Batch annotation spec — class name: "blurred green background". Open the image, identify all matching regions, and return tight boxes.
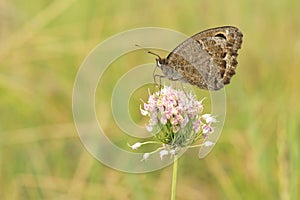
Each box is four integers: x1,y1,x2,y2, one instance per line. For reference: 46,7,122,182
1,0,299,199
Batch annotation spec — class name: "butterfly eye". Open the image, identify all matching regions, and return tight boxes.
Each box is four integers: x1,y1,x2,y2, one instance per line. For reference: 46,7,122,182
214,33,227,40
156,59,162,67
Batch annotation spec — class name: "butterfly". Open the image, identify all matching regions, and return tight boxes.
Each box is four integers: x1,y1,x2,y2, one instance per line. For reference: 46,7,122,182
151,26,243,90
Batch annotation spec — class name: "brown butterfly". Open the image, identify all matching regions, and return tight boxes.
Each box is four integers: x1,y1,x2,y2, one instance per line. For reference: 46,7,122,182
151,26,243,90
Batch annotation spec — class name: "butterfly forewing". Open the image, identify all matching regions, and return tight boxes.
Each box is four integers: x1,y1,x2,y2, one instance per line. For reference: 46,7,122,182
167,37,224,90
163,26,243,90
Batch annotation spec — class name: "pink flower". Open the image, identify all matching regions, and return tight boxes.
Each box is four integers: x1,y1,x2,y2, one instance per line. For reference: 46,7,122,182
202,114,216,123
140,86,216,150
181,115,189,128
203,124,214,134
160,115,167,124
192,119,202,133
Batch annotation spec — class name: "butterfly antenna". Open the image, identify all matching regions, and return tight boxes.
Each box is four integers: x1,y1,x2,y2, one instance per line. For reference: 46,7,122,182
147,51,162,59
135,44,162,59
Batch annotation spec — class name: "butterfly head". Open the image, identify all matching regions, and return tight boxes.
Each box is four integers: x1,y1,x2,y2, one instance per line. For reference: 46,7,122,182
155,57,168,69
146,50,167,69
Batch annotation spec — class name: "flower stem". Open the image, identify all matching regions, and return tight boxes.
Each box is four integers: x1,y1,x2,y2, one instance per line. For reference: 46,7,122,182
171,155,178,200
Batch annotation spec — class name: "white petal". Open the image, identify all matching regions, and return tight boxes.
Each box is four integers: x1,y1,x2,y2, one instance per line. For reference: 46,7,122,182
131,142,142,149
141,153,150,161
204,141,215,147
145,125,153,132
140,105,148,116
202,114,216,123
169,149,176,155
159,149,169,160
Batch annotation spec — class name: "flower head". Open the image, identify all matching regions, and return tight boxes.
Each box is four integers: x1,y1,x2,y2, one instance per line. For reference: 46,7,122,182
136,86,217,160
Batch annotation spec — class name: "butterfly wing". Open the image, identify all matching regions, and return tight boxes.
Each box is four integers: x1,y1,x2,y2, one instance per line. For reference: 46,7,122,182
166,37,220,89
167,26,243,90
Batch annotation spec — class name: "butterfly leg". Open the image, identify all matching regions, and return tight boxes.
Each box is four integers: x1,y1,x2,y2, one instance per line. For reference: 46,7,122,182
153,74,165,90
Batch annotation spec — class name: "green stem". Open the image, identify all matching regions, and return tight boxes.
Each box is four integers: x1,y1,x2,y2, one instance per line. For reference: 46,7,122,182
171,155,178,200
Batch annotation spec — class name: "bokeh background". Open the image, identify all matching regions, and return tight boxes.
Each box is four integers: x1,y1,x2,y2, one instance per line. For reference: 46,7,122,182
1,0,299,199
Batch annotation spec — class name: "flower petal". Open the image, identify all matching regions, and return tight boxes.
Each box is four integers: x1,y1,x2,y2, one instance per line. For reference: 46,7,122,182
131,142,142,150
159,149,169,160
202,114,216,123
145,125,153,132
141,153,150,161
204,141,215,147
